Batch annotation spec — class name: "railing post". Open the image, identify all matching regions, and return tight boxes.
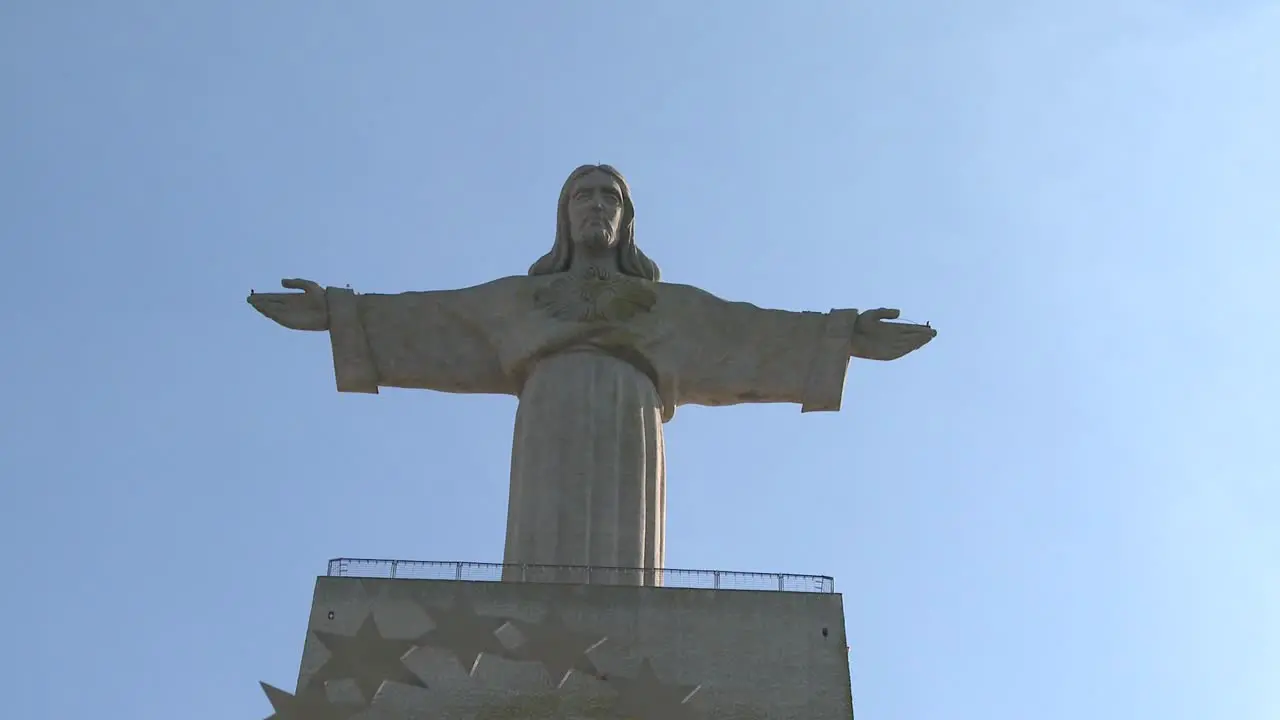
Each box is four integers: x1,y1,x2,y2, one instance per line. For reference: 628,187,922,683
777,573,784,591
713,571,721,589
455,563,463,581
390,560,398,579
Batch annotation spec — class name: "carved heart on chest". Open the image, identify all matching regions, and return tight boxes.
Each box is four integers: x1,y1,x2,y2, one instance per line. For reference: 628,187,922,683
534,267,658,323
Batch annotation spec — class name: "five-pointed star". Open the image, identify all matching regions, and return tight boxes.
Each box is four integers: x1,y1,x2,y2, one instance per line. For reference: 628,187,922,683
507,610,607,688
416,599,511,675
607,658,701,720
310,613,426,702
259,682,363,720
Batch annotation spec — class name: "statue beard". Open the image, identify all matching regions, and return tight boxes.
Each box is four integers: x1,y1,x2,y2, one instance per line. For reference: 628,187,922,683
574,226,616,254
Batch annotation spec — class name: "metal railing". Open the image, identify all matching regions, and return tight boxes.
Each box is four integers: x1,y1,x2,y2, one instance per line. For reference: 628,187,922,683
327,558,835,593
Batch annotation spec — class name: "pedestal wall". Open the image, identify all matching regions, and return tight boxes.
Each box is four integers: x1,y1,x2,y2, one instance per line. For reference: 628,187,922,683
290,576,853,719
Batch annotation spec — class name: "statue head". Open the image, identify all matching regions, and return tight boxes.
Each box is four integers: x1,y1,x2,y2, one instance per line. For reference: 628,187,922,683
528,164,661,281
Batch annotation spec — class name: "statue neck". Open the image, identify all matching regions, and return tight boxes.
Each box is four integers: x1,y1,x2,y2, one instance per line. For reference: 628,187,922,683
571,248,621,275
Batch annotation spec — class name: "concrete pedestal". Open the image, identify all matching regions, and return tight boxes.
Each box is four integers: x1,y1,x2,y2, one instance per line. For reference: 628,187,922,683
264,575,854,719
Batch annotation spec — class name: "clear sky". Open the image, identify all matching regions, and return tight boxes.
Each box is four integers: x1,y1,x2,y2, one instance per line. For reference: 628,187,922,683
2,2,1277,718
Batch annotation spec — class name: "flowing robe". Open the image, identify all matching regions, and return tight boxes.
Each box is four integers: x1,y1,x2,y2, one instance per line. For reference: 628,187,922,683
324,271,858,585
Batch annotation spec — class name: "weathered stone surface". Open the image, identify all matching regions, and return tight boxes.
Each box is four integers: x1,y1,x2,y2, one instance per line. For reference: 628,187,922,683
276,577,854,720
247,165,936,579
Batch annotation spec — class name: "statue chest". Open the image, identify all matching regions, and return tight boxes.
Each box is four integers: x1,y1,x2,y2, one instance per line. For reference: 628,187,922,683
531,267,658,324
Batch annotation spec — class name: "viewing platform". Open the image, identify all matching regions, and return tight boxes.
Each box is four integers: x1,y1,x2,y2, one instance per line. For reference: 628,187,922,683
327,557,836,593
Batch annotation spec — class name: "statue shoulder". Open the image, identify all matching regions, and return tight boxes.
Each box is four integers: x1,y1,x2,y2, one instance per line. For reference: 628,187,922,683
652,280,754,311
652,280,719,302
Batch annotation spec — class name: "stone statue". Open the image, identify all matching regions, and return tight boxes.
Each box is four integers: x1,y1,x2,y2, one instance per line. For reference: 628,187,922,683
249,165,935,584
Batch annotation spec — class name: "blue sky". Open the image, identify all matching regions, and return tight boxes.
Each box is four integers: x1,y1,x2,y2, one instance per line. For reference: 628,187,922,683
2,2,1277,718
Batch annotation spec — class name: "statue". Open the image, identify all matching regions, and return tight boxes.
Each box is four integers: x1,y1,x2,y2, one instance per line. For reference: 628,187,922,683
249,165,935,584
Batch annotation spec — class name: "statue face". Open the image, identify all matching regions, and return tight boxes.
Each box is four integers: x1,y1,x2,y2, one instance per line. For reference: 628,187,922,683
566,170,625,253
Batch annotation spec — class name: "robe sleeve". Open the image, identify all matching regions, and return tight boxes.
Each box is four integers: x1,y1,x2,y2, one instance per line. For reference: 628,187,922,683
324,283,517,396
649,284,860,414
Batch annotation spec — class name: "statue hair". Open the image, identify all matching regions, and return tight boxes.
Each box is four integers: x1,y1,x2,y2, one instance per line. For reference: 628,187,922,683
528,164,661,281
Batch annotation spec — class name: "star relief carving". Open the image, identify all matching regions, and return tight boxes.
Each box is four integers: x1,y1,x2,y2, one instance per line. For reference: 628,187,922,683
534,265,657,323
414,598,511,676
605,657,702,720
506,609,608,688
308,613,426,702
258,682,364,720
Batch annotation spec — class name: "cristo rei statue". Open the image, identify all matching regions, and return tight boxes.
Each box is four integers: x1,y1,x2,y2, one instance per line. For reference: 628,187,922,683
249,164,936,584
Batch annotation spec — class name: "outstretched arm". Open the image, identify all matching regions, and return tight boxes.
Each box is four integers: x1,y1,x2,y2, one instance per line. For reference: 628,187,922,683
248,278,517,396
647,284,934,414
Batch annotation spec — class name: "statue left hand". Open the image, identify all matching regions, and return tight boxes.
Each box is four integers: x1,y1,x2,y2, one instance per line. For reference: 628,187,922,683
851,308,937,361
247,279,330,331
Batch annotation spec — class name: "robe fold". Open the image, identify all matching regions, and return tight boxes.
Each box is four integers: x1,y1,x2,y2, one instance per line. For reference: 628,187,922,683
323,274,857,584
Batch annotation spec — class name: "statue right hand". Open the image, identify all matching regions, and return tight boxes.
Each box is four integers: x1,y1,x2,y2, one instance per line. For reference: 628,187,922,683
247,278,329,331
